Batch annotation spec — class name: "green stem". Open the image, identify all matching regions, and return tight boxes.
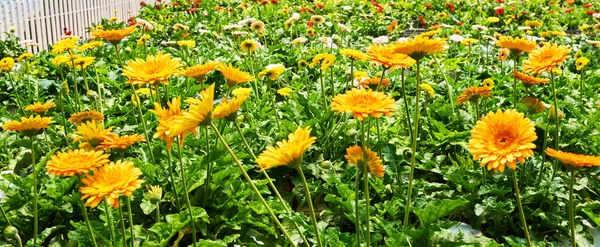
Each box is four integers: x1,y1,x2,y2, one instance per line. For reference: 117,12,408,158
118,203,127,247
363,160,371,246
512,169,532,247
155,201,161,224
404,61,421,230
69,53,81,112
58,90,69,141
0,204,10,226
30,137,38,246
210,123,298,247
166,151,182,210
234,121,309,245
104,201,115,244
320,69,327,107
80,201,98,247
354,168,361,245
297,167,323,247
432,57,455,115
175,139,197,247
549,72,560,182
400,69,413,141
569,169,576,247
114,44,124,68
125,197,135,247
129,84,156,165
512,56,518,108
348,59,354,90
203,128,213,208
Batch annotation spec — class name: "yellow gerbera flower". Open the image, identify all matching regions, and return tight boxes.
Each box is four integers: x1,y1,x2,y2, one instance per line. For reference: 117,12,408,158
91,26,137,45
461,38,478,47
18,53,33,62
51,55,71,67
391,36,447,60
277,87,293,97
240,40,259,52
309,53,336,71
123,52,182,86
0,57,15,71
177,40,196,48
78,41,104,52
170,84,215,137
232,87,253,98
46,149,110,177
100,134,145,151
258,64,285,80
367,44,416,69
310,15,326,25
218,64,254,88
73,121,117,150
331,88,397,121
420,83,435,97
51,37,79,54
468,109,537,173
80,160,144,208
72,57,95,69
2,115,54,136
522,43,570,75
345,146,384,178
213,94,249,121
496,36,537,56
576,57,590,71
340,49,371,61
256,127,316,169
69,110,104,125
25,102,56,114
181,61,221,82
525,20,543,27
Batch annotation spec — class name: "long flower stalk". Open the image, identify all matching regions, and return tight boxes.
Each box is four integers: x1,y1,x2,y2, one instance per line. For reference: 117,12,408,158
30,136,38,246
297,166,323,247
404,61,422,229
176,139,197,247
512,169,532,247
233,121,310,246
210,122,297,247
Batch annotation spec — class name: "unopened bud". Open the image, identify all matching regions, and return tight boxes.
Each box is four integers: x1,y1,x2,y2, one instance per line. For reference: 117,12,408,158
61,81,70,94
3,226,18,240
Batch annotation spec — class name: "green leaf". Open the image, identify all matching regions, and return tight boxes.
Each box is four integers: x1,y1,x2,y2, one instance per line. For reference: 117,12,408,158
414,199,469,226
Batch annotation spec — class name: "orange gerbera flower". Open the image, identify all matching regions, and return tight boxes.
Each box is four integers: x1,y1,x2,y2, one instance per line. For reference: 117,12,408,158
46,149,110,176
149,97,193,151
181,61,221,82
25,102,56,114
545,148,600,168
91,26,137,45
522,43,570,75
80,160,144,208
391,36,447,60
468,109,537,173
496,36,537,56
218,64,255,88
256,127,316,169
123,52,182,86
367,44,416,69
513,71,549,87
2,115,54,137
69,110,104,125
331,88,397,121
457,86,492,105
358,77,392,88
101,134,145,150
345,146,384,178
521,97,545,115
73,121,117,150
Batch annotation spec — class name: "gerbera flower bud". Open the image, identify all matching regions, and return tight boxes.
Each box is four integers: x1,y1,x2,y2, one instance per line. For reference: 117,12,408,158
147,185,162,204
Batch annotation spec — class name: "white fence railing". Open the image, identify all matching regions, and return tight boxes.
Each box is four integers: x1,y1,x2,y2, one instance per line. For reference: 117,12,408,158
0,0,160,53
